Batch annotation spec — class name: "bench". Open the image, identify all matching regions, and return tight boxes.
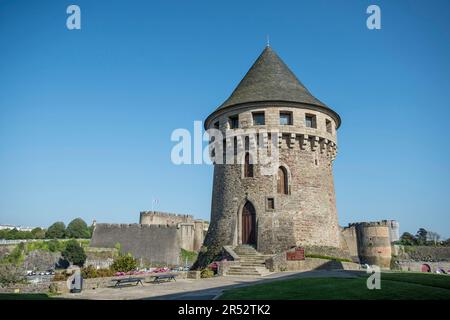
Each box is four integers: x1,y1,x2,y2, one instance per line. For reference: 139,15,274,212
151,273,177,284
112,277,144,288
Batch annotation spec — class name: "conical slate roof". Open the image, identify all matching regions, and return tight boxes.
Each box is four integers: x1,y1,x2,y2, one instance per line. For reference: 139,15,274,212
217,46,329,110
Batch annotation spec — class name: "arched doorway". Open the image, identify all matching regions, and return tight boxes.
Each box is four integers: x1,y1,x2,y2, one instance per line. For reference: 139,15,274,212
241,201,256,246
421,264,431,273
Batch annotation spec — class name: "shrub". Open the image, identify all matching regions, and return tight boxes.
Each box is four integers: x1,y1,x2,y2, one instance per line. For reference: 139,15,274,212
48,282,59,294
47,239,64,252
0,264,26,286
111,254,137,273
180,249,198,265
81,265,114,279
52,271,70,281
61,240,86,267
96,268,115,278
200,268,214,278
66,218,90,239
1,243,25,265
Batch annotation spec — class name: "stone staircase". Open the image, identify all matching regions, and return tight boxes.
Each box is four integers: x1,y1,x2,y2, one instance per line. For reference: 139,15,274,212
224,245,272,277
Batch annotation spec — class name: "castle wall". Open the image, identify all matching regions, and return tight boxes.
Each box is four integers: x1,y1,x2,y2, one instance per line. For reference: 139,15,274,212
340,226,359,262
91,223,181,265
386,220,400,242
178,223,195,252
140,211,193,225
193,220,205,251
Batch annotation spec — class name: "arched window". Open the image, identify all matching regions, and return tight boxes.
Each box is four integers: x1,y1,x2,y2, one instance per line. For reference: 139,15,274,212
277,166,288,194
244,152,253,177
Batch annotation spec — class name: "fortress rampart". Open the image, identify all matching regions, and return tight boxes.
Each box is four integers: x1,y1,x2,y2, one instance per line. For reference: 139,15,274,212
90,211,208,265
341,220,399,268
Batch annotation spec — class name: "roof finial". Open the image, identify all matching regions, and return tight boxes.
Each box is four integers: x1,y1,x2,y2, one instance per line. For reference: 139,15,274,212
266,34,270,47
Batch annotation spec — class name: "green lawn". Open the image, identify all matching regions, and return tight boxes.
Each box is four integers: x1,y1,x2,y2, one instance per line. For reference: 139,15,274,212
219,273,450,300
0,293,56,300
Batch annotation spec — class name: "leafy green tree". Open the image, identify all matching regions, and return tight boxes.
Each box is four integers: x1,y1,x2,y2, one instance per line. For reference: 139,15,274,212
416,228,428,245
31,227,46,239
45,222,66,239
66,218,90,239
399,232,417,246
61,240,86,267
88,224,95,238
443,238,450,247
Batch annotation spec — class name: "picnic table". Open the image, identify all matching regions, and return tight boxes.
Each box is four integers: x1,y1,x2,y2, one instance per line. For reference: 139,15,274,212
151,273,177,283
112,277,144,288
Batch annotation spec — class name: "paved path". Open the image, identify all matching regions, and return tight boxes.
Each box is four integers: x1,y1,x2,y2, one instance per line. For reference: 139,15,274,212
60,270,361,300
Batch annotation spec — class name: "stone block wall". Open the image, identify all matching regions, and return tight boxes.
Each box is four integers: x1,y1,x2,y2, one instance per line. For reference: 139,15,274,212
91,223,181,265
139,211,193,226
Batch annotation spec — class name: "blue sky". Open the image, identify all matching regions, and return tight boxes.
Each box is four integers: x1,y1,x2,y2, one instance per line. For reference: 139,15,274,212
0,0,449,238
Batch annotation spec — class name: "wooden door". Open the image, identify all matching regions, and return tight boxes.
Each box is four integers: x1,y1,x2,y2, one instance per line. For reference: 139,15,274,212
242,201,256,245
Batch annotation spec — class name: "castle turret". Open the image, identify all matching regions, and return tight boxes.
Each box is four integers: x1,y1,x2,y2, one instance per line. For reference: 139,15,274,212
194,46,341,268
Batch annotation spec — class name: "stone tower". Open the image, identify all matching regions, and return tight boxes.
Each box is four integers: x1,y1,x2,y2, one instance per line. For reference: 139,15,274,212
194,46,341,268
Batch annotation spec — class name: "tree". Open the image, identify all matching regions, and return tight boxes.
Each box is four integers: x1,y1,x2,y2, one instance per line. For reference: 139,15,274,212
45,222,66,239
0,264,25,286
399,232,417,246
61,240,86,267
31,227,46,239
443,238,450,247
66,218,90,239
427,231,441,245
416,228,428,245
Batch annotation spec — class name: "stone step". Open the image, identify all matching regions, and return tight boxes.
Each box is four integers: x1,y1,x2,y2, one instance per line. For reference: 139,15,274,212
225,270,272,276
227,245,272,277
240,259,266,262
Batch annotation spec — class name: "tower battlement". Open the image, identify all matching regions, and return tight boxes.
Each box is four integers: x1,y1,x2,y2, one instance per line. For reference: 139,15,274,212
139,211,194,226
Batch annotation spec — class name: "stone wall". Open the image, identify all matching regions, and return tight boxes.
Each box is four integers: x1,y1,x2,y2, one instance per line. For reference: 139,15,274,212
90,224,181,265
340,227,359,262
139,211,193,226
394,261,450,273
393,245,450,262
265,253,361,273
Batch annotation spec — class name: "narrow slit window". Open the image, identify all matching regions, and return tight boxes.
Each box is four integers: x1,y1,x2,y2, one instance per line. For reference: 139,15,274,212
267,198,275,210
244,153,254,177
326,119,332,133
229,115,239,129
